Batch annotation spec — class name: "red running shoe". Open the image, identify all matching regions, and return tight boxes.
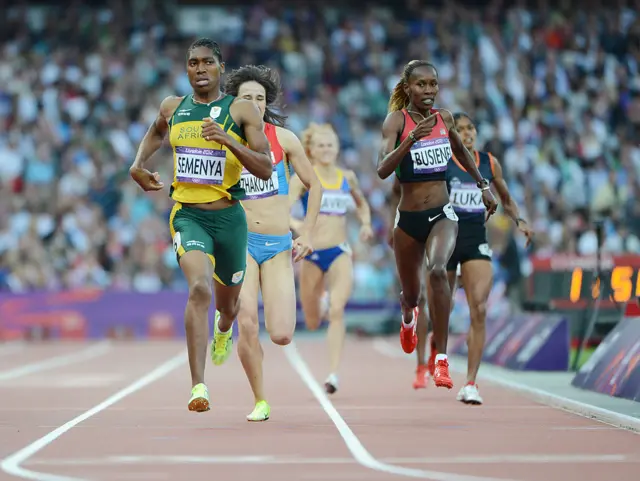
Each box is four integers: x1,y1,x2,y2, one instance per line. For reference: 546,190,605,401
427,332,437,377
412,364,429,389
433,357,453,389
400,307,418,354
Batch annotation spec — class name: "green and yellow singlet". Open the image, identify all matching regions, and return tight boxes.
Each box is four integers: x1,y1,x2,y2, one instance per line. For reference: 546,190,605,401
169,94,246,204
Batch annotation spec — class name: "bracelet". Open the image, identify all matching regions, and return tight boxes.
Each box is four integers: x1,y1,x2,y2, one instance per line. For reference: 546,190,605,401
477,178,490,190
408,131,417,143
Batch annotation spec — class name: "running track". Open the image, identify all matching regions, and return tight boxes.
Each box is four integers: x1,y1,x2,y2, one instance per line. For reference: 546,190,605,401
0,338,638,481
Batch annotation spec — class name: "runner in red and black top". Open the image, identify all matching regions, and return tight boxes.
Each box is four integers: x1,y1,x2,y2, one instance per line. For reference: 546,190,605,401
378,60,498,390
426,112,533,403
386,177,432,389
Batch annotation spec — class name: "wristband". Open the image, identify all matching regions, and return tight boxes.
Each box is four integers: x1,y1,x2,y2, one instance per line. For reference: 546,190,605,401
477,179,490,190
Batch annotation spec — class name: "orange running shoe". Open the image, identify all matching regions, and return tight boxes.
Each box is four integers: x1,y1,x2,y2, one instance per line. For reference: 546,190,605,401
433,356,453,389
400,307,418,354
427,333,437,377
413,364,429,389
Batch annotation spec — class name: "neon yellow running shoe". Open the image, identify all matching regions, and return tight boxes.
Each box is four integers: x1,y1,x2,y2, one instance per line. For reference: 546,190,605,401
188,383,210,412
210,310,233,366
246,400,270,422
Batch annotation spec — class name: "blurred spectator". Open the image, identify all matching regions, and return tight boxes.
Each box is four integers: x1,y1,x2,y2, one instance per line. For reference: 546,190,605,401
1,0,639,298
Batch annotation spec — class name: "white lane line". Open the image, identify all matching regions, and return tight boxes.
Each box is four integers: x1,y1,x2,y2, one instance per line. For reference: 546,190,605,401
372,339,640,434
283,341,517,481
0,342,111,382
27,456,276,466
0,350,186,481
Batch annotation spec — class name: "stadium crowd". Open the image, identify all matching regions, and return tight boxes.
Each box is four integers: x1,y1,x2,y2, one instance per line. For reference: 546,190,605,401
1,0,639,300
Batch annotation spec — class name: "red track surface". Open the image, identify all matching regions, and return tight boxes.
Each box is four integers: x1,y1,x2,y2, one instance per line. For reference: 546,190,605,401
0,337,638,481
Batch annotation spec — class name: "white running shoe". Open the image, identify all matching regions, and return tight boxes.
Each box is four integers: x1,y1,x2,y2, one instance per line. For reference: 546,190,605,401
324,373,339,395
457,383,483,405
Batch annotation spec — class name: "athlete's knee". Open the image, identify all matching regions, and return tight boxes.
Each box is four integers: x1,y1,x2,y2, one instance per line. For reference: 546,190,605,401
328,302,347,322
187,277,213,306
427,264,448,288
270,332,292,346
238,308,260,338
238,313,259,340
469,300,488,326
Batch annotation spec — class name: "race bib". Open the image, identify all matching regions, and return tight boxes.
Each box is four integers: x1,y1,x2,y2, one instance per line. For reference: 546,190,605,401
443,203,459,221
240,168,279,200
478,243,493,257
320,190,351,216
449,181,485,213
172,232,181,253
175,146,226,185
410,137,451,174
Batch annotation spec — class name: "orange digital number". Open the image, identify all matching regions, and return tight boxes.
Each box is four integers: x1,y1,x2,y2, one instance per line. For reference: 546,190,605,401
592,277,600,299
568,266,638,302
611,266,634,303
570,268,582,303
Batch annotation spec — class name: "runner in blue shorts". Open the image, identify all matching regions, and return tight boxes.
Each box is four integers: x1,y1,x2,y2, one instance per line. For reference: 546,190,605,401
290,122,374,395
223,65,322,421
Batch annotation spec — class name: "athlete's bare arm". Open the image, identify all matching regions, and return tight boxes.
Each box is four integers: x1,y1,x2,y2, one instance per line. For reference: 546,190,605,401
387,177,401,246
277,126,322,236
377,111,410,179
344,169,373,241
228,99,272,180
440,109,497,216
288,174,308,234
390,176,401,214
131,96,181,170
130,96,182,191
490,155,533,245
439,109,485,184
344,170,371,227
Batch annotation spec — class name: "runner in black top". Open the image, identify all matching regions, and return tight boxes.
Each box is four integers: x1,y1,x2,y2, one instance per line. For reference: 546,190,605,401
378,60,498,390
427,112,533,403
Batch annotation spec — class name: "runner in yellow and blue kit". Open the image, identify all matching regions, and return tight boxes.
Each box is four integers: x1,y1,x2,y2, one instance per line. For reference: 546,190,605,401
290,123,374,395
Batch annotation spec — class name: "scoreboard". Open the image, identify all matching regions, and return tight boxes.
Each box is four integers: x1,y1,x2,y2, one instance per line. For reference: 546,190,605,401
526,255,640,336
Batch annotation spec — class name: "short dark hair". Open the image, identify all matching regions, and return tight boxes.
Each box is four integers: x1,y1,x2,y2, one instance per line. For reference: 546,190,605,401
224,64,287,127
187,38,222,62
